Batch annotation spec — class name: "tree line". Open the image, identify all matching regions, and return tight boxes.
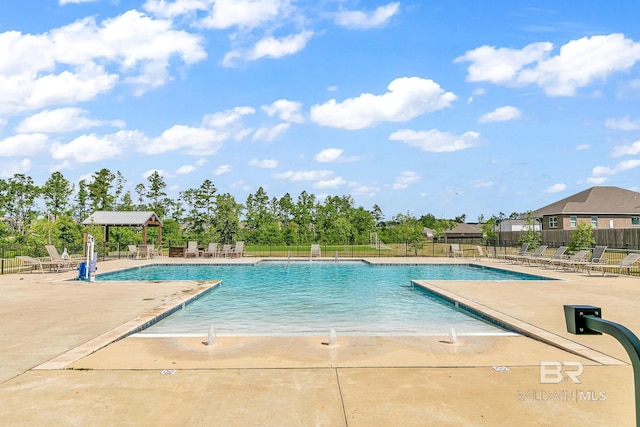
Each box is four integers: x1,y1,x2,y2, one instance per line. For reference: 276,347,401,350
0,169,526,253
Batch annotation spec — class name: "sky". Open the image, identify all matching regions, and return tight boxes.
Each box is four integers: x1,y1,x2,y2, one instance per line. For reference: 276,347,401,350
1,1,640,222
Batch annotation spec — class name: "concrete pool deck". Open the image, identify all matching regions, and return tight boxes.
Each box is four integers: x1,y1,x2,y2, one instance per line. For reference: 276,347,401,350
0,256,638,426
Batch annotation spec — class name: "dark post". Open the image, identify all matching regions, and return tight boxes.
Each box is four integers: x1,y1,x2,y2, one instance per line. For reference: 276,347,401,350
564,305,640,427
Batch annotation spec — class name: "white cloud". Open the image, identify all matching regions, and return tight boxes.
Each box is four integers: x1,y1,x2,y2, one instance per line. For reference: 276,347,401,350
261,99,304,123
389,129,480,152
146,125,225,155
16,107,122,133
203,106,254,128
198,0,290,30
612,141,640,157
546,183,566,193
605,115,640,130
176,165,197,174
0,159,31,177
0,133,49,156
51,130,140,163
224,31,313,66
314,148,358,163
590,159,640,180
315,176,346,189
252,123,290,141
576,144,591,151
249,158,279,168
334,2,400,30
311,77,456,129
214,164,232,175
391,171,420,190
142,169,168,179
275,169,335,182
143,0,213,19
478,105,521,123
0,10,206,116
456,34,640,96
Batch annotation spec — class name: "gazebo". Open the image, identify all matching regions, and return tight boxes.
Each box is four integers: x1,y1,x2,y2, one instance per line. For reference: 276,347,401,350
82,211,163,248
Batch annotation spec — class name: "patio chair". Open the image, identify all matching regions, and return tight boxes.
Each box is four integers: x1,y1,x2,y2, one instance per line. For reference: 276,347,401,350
448,244,463,258
310,244,321,258
473,245,493,261
572,246,608,271
229,241,244,258
185,241,200,258
552,250,589,270
517,245,548,264
127,245,138,259
202,243,218,258
220,244,233,257
16,256,62,273
45,245,80,270
534,246,568,267
587,253,640,276
502,243,530,263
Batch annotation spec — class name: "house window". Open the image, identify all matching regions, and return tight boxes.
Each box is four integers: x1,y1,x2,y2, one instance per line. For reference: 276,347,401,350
632,217,639,226
591,216,598,227
570,216,577,227
549,216,557,229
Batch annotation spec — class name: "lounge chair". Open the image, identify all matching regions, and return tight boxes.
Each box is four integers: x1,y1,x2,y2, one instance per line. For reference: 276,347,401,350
16,256,62,273
517,245,548,264
535,246,568,267
45,245,80,270
310,244,321,258
229,241,244,258
220,244,233,257
448,244,463,258
185,241,200,258
552,250,589,270
587,253,640,276
202,243,218,258
502,243,530,263
127,245,138,259
572,246,608,271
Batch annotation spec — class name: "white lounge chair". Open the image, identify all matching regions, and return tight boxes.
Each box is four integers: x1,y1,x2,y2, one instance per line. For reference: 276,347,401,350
587,253,640,276
45,245,80,270
185,241,200,258
502,243,530,263
572,246,608,271
127,245,138,259
536,246,568,267
473,245,492,260
17,256,62,273
448,244,463,258
310,244,321,258
229,241,244,258
202,243,218,258
518,245,548,264
553,250,589,270
220,244,232,257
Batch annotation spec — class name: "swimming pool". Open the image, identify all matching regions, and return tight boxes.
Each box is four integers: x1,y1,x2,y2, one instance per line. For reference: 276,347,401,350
98,261,549,336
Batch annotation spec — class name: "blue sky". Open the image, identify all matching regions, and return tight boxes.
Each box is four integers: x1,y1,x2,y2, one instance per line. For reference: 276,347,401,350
1,1,640,221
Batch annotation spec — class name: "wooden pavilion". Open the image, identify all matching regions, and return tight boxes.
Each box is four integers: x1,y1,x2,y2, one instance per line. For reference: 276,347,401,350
81,211,163,248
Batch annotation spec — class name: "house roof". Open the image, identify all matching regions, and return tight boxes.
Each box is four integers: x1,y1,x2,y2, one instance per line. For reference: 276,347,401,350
532,186,640,216
445,223,483,235
82,211,162,227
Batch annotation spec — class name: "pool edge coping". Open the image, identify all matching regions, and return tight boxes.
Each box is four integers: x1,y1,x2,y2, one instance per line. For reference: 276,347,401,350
411,280,626,366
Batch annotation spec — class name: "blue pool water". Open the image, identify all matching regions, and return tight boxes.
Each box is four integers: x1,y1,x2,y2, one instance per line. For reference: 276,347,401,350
98,261,548,336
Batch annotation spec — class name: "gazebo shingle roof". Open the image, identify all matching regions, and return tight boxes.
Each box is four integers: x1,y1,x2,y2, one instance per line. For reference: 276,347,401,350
82,211,162,227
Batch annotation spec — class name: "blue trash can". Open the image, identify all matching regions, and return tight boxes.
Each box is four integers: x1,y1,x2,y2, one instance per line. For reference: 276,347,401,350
78,262,87,280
